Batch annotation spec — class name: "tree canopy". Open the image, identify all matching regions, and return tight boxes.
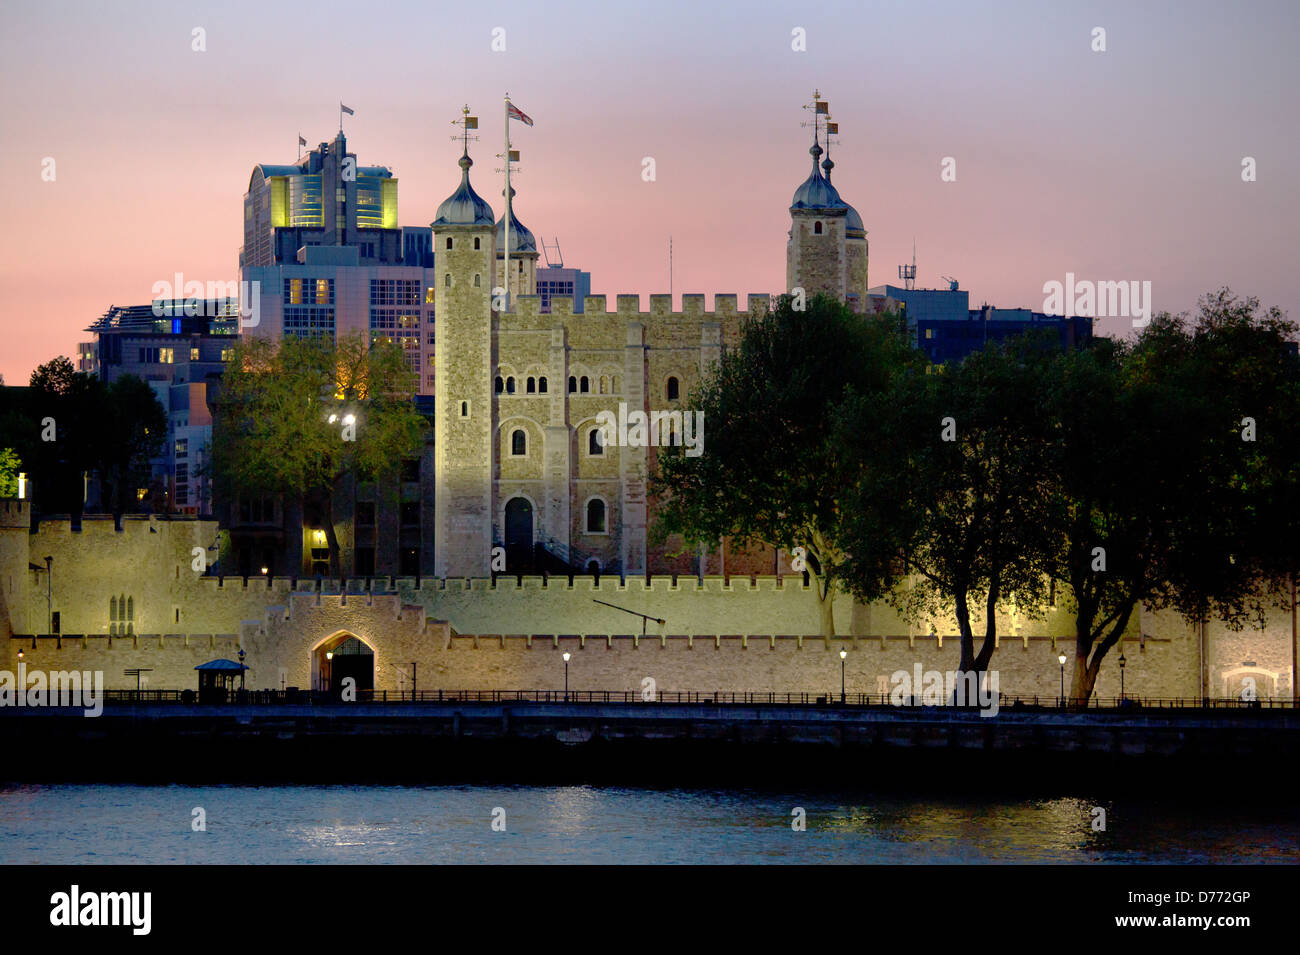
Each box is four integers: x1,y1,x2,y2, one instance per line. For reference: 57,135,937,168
653,287,1299,699
0,357,165,524
210,333,427,576
652,294,920,634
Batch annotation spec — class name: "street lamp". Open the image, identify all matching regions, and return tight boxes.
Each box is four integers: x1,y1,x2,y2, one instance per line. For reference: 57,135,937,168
44,556,52,635
1118,651,1126,703
1058,652,1067,706
238,647,246,691
839,648,847,704
562,651,571,702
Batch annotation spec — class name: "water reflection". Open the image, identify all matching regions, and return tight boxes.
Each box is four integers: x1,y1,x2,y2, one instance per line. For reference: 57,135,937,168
1,783,1296,864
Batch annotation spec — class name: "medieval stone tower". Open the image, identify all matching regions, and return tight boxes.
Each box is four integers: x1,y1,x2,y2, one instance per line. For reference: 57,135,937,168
432,124,497,577
496,187,539,303
785,98,868,308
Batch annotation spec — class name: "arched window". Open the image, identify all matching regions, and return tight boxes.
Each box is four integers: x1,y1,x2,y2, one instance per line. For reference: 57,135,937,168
612,376,619,393
444,273,451,287
474,237,480,250
460,401,469,417
495,376,504,394
814,221,822,235
667,376,680,400
589,428,604,455
568,376,577,394
580,376,589,393
473,274,481,287
526,377,536,394
538,377,548,394
586,498,606,534
511,429,526,456
599,376,608,394
506,377,516,394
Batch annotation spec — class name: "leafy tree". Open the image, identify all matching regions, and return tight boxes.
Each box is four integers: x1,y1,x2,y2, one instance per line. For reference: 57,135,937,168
96,375,167,524
652,294,918,635
29,356,78,395
835,337,1058,684
27,357,111,519
1044,291,1300,703
210,333,426,577
0,447,19,498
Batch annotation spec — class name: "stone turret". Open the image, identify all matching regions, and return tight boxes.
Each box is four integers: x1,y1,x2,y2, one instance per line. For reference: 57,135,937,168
0,500,32,637
432,130,497,577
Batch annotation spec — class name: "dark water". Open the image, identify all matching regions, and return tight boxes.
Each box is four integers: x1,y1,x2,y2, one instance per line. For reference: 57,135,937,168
1,784,1297,864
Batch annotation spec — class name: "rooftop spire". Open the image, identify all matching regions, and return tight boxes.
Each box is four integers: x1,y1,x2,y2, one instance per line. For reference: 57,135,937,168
803,89,827,175
433,105,493,226
822,113,837,181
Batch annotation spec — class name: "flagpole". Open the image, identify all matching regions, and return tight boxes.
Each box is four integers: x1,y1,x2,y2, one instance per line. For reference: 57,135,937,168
504,93,512,314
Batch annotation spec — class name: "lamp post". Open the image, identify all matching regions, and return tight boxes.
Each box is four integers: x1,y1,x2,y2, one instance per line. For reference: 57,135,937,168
839,648,847,704
325,650,333,693
562,651,571,702
238,647,246,691
44,556,52,635
1058,652,1067,706
1118,651,1126,704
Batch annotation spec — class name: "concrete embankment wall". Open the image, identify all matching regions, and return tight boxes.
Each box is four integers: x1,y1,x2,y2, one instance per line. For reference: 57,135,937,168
2,703,1296,786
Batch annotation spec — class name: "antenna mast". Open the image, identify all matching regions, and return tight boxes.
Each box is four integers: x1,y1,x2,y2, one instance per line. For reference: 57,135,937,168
542,237,564,269
898,238,917,290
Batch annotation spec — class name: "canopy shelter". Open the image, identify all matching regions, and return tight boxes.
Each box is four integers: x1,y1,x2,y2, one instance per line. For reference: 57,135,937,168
195,658,249,703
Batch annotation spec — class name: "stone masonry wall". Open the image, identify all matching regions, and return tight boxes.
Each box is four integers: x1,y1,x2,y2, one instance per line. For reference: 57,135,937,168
1,505,1292,700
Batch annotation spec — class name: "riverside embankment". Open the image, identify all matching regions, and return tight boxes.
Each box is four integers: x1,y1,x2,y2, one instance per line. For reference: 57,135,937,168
3,699,1296,789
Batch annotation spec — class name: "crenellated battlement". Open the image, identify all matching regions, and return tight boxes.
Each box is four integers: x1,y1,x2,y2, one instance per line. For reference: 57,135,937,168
0,499,30,528
29,513,211,537
501,293,772,323
192,574,813,594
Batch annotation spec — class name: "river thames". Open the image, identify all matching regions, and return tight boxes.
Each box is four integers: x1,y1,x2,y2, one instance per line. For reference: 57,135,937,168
2,783,1297,864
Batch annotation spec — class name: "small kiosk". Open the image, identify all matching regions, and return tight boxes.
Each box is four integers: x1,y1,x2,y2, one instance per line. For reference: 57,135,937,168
195,658,249,704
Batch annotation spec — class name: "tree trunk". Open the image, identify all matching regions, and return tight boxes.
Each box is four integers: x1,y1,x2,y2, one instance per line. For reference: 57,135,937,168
1071,601,1135,705
955,588,975,671
817,579,835,637
973,580,1000,674
1070,644,1090,707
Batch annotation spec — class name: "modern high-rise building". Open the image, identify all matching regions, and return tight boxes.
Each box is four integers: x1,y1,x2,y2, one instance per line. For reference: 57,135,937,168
240,131,402,269
81,300,241,514
867,283,1093,364
537,265,592,313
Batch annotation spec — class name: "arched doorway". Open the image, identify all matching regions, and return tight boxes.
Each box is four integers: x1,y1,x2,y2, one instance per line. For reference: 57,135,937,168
312,633,375,700
504,497,533,571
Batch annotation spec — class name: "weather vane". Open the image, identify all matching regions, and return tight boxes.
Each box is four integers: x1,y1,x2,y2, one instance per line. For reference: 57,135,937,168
800,89,829,142
451,104,479,150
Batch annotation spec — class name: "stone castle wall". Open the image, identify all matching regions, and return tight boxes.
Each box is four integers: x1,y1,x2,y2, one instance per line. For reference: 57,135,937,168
487,292,773,577
1,504,1293,700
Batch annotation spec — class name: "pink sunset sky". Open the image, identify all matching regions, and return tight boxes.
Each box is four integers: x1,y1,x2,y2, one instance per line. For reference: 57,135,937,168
1,0,1297,384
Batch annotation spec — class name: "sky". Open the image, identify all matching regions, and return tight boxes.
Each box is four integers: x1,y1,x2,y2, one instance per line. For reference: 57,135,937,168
1,0,1297,384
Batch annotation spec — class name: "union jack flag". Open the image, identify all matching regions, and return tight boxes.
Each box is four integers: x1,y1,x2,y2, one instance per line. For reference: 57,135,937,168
507,103,534,126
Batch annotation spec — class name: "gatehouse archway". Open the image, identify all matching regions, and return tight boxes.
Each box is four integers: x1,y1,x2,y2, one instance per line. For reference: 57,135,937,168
311,631,376,699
